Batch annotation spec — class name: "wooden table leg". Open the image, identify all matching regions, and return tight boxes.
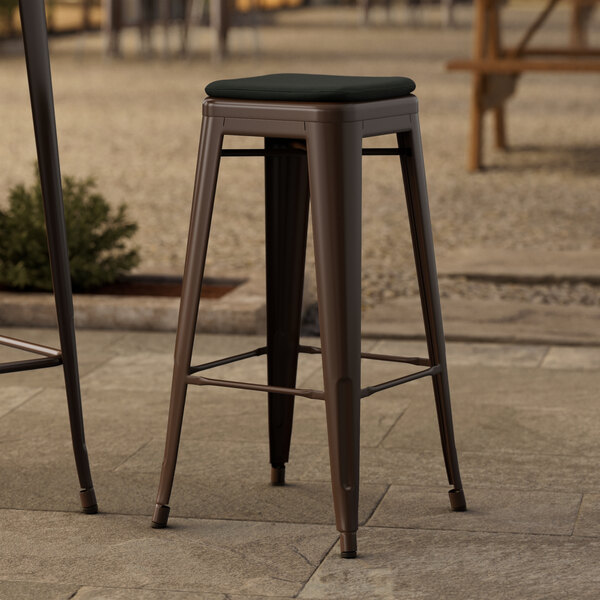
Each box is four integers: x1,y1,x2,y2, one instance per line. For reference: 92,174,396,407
488,1,507,150
468,0,490,171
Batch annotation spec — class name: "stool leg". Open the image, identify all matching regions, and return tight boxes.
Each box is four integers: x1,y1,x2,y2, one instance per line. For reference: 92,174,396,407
397,118,466,512
19,0,97,513
307,122,362,558
152,117,223,528
265,138,310,486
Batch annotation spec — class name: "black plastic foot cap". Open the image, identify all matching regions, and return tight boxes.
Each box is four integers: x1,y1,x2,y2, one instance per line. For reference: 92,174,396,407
80,488,98,514
339,531,357,558
270,465,286,486
152,504,170,528
449,488,467,511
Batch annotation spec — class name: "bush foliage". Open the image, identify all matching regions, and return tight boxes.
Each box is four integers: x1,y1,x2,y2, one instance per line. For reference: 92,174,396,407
0,171,140,292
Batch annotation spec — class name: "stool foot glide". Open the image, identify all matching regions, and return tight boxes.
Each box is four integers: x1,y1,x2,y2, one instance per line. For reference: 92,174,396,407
152,74,465,556
0,0,97,514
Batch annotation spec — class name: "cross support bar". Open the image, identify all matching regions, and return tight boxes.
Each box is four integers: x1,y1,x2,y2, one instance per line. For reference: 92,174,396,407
361,365,442,398
186,374,326,400
220,148,412,158
0,355,62,375
0,334,64,375
187,345,437,401
0,334,61,357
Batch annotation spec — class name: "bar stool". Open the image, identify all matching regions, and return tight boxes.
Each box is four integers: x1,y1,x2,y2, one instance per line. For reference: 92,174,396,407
0,0,97,513
152,74,466,557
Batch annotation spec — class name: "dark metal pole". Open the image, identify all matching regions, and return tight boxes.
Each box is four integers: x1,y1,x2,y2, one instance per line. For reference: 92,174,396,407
18,0,97,513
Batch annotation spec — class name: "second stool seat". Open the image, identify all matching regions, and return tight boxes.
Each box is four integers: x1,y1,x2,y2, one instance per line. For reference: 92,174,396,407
152,73,466,559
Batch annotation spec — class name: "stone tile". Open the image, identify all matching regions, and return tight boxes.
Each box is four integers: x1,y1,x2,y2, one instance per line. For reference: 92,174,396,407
0,328,126,387
363,298,600,346
0,509,336,597
117,439,309,478
80,348,323,394
368,485,582,535
92,469,386,526
447,365,600,406
298,444,600,493
382,390,600,456
542,346,600,371
73,588,223,599
574,494,600,538
80,352,175,393
142,383,406,449
96,437,386,527
113,332,269,356
73,588,295,599
293,395,410,449
0,581,79,600
380,364,600,409
0,439,385,524
300,528,600,600
0,462,86,513
0,386,42,419
0,388,157,471
373,340,548,369
0,327,126,356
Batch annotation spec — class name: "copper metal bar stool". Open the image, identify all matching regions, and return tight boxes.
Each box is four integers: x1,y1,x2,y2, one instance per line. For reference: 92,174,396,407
152,74,466,557
0,0,97,513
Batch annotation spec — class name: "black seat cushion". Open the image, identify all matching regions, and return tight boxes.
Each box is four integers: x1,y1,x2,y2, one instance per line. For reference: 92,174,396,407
205,73,416,103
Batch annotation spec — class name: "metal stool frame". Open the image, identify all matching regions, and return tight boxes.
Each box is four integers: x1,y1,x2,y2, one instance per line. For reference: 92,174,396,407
0,0,97,514
152,94,466,557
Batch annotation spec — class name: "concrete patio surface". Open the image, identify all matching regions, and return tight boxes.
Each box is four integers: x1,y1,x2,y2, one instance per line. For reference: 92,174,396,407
1,328,599,599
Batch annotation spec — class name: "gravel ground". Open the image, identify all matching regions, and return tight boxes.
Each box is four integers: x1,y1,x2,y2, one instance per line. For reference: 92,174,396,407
0,4,598,309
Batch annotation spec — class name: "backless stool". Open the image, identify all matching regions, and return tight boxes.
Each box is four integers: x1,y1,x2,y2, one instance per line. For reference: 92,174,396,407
0,0,97,513
152,74,466,557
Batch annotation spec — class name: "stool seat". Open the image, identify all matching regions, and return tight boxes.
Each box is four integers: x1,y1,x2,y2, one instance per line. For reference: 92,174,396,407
205,73,416,103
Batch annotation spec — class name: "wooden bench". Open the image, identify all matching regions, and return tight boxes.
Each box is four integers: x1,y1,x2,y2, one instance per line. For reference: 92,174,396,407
447,0,600,171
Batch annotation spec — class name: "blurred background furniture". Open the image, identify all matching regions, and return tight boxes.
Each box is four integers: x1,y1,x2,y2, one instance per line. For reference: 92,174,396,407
360,0,459,27
104,0,232,58
0,0,97,513
447,0,599,170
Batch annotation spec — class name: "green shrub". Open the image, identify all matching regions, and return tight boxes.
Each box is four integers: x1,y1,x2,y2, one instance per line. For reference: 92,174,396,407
0,170,140,292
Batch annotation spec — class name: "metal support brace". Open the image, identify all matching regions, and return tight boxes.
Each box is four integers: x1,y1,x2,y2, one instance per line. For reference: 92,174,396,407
0,334,63,375
220,148,412,158
187,345,438,400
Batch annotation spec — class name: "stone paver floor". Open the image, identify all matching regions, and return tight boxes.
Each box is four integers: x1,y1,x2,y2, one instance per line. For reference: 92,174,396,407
1,328,599,599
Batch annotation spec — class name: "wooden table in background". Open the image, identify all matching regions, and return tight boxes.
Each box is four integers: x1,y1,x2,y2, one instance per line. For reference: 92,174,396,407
447,0,599,171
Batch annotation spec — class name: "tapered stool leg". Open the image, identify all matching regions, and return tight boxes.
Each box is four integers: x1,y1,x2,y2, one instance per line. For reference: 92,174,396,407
153,117,224,528
265,138,310,486
397,117,466,511
19,0,97,513
307,122,363,558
